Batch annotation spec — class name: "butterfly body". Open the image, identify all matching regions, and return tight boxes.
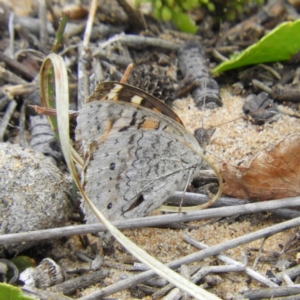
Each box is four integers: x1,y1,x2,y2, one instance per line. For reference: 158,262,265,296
76,83,203,221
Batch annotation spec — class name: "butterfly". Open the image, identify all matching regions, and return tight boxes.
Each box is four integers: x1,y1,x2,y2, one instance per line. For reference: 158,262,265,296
76,82,204,222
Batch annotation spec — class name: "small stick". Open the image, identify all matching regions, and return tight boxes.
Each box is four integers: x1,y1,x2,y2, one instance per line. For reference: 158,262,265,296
0,100,17,142
3,196,300,245
93,49,133,68
39,0,48,49
19,103,28,148
83,0,97,48
0,52,36,80
77,0,98,110
183,236,278,288
243,285,300,299
252,237,267,269
8,13,14,57
28,104,78,118
49,269,110,294
100,33,182,51
120,63,134,83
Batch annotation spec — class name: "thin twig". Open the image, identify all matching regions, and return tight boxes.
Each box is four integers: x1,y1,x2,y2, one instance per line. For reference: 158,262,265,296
83,0,97,48
49,269,111,294
2,196,300,245
120,63,134,83
99,33,182,51
0,66,27,84
19,103,28,148
252,79,272,94
0,52,37,80
252,237,267,269
93,49,133,67
39,0,48,48
8,12,14,57
183,236,278,288
243,285,300,299
77,0,98,110
0,100,17,142
276,265,300,282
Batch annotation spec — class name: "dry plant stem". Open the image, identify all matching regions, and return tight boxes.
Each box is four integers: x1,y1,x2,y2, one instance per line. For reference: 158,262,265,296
272,84,300,102
120,63,134,83
157,264,245,299
29,105,79,118
212,49,228,62
77,48,90,110
3,196,300,245
259,64,281,80
0,52,36,80
101,61,123,80
175,191,299,219
77,0,97,110
19,104,28,148
0,100,17,142
282,273,294,286
0,66,28,84
78,214,300,299
83,0,97,48
8,13,14,57
0,96,10,111
252,237,267,269
49,269,110,294
276,265,300,282
93,49,133,68
163,288,181,300
39,0,48,48
152,282,176,299
191,265,245,282
171,192,249,207
2,83,38,97
100,33,182,51
243,285,300,299
183,236,278,288
252,79,272,94
180,265,191,300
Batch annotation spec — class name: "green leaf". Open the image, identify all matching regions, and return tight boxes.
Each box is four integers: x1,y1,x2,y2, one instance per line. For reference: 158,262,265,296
212,19,300,75
161,5,172,21
172,11,198,34
0,283,36,300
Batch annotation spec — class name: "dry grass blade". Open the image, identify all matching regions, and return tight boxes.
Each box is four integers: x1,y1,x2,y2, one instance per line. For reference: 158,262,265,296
159,154,223,212
42,53,221,300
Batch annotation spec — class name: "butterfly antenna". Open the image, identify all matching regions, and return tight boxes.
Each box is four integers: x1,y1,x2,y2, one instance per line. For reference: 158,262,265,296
210,104,273,129
120,63,134,84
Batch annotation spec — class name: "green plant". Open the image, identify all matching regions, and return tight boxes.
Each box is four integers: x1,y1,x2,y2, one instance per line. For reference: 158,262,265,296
136,0,264,33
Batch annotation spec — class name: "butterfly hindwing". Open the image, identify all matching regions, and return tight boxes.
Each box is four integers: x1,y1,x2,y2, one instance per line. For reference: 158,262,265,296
76,84,203,221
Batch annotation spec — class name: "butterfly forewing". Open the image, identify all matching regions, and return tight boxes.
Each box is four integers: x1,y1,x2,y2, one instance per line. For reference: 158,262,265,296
87,82,184,125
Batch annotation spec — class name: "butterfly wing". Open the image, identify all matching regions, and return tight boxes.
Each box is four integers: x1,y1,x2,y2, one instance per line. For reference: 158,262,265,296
87,82,184,125
76,100,203,221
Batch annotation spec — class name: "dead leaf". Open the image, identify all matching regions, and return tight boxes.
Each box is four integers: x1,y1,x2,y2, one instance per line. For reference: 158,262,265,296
221,134,300,200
